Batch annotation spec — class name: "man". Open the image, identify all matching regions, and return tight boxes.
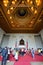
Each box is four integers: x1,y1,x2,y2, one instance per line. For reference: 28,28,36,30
31,48,35,58
0,47,2,56
1,47,8,65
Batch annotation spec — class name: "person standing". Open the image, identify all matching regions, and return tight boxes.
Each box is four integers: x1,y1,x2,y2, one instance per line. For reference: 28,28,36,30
1,47,8,65
7,48,10,61
15,50,19,61
31,48,35,58
0,47,2,56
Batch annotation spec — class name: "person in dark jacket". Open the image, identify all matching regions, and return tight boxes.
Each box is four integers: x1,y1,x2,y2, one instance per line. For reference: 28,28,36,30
0,47,2,56
1,47,8,65
31,48,35,58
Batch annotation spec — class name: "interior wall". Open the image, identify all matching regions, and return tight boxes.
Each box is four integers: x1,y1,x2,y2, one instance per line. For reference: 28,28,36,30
1,33,43,49
40,29,43,41
34,35,43,48
8,34,36,49
39,29,43,47
0,28,43,49
0,28,5,46
1,35,10,48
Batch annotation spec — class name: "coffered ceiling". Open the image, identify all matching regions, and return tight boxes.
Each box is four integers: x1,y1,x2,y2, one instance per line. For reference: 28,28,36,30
0,0,43,33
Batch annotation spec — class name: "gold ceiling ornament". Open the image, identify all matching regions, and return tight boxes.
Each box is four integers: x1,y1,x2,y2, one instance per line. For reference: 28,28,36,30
35,0,41,6
11,21,14,24
3,4,7,7
10,7,13,10
29,24,32,27
27,0,30,3
31,6,34,11
7,10,10,14
15,0,17,2
1,0,43,33
30,21,34,24
30,1,33,4
12,24,15,27
10,16,12,19
3,0,9,7
22,1,25,4
34,9,37,14
12,0,15,5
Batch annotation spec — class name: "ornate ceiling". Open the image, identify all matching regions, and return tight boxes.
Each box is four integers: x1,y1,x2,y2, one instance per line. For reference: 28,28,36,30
0,0,43,33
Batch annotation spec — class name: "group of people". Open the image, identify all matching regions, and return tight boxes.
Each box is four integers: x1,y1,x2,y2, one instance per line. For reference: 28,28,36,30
0,47,43,65
0,47,35,65
0,47,19,65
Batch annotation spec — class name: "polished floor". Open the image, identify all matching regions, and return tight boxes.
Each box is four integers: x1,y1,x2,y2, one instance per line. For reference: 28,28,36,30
0,54,43,65
31,62,43,65
0,61,43,65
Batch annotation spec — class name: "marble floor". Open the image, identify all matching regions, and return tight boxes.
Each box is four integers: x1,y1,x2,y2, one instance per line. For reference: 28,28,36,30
31,62,43,65
0,61,43,65
0,61,14,65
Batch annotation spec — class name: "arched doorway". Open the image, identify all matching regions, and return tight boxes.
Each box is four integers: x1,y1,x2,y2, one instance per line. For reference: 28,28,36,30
19,39,25,45
18,39,25,48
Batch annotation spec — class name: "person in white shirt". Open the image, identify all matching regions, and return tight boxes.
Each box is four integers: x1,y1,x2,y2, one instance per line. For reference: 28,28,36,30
15,50,19,61
12,48,16,56
7,48,10,61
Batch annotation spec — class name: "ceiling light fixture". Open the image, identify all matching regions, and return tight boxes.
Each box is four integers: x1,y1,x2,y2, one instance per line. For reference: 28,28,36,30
7,10,10,14
10,16,12,19
15,0,17,2
4,4,8,7
31,6,34,11
30,1,33,4
3,0,9,7
36,0,41,6
31,21,33,24
27,0,30,3
12,1,15,5
22,1,24,4
10,7,13,10
11,21,13,23
34,9,37,14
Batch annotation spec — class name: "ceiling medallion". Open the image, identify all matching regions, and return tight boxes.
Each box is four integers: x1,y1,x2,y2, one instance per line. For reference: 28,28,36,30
12,7,32,28
17,8,27,16
13,7,31,19
16,7,28,18
2,0,42,29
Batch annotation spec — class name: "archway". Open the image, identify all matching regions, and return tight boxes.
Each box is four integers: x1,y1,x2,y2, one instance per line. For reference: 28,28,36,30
19,39,25,45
